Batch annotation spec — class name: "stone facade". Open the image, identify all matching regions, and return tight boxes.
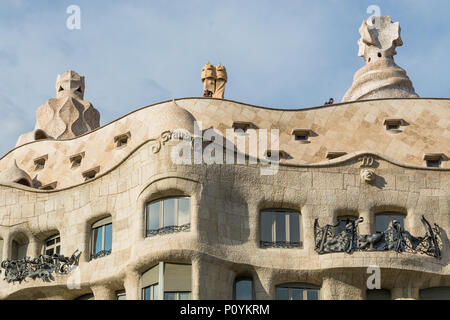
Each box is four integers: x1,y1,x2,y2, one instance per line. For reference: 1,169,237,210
0,16,448,300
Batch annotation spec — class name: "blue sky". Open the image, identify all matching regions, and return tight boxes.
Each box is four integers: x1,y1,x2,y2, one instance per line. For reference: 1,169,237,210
0,0,449,155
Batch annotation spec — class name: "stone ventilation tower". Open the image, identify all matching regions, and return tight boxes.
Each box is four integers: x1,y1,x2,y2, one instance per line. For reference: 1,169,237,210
201,62,227,99
16,70,101,146
342,16,419,102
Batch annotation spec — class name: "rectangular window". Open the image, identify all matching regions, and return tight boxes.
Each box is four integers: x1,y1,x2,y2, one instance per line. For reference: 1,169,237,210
276,286,319,300
235,279,253,300
145,197,191,236
91,218,113,259
44,235,61,256
141,263,191,300
260,210,302,248
376,214,405,233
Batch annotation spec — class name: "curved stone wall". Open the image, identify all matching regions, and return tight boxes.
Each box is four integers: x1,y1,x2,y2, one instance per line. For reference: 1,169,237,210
0,134,448,299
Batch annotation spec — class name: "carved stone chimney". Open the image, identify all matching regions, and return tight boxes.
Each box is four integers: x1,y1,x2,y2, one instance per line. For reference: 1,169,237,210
201,63,227,99
16,70,100,147
342,16,418,102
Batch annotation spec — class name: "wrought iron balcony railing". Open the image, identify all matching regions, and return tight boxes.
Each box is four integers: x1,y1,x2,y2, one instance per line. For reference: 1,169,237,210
314,215,442,259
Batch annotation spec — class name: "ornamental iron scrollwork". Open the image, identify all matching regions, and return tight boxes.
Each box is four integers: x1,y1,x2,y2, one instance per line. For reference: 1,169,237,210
314,215,442,259
0,250,81,283
90,249,112,260
146,223,191,237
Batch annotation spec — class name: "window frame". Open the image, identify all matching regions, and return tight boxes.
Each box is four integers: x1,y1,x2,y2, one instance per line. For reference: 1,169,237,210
234,277,255,300
141,262,192,301
275,283,320,300
145,196,191,237
374,212,406,234
336,215,358,234
43,234,61,256
260,209,303,248
90,217,113,260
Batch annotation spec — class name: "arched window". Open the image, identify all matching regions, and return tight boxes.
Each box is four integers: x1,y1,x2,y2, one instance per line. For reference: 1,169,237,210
43,234,60,256
234,277,254,300
90,217,112,260
260,210,302,248
141,263,192,300
419,287,450,300
366,289,391,300
276,283,320,300
145,197,191,237
375,212,405,233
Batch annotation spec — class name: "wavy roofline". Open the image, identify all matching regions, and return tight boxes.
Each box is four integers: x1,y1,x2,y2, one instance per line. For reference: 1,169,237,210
2,96,450,160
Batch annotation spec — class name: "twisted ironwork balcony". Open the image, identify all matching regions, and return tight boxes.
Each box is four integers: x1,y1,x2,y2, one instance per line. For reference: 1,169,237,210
0,250,81,284
314,215,442,259
260,241,303,249
146,223,191,237
90,249,112,260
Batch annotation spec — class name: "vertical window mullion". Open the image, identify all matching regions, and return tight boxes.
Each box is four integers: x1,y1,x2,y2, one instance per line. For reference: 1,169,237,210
160,200,164,229
158,261,164,300
299,213,303,245
272,213,275,243
285,213,290,243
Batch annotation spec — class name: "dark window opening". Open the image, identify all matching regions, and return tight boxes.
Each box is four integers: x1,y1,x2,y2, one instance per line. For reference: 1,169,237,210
426,160,441,168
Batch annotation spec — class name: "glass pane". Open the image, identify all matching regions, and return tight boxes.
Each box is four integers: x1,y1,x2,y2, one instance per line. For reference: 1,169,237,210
276,287,289,300
46,239,55,247
56,245,60,255
45,248,54,256
143,287,151,300
235,279,253,300
93,227,103,254
289,213,300,244
164,292,176,300
147,201,160,231
375,215,389,233
153,284,159,300
55,237,60,243
163,198,176,227
306,289,319,300
178,198,190,226
291,288,303,300
179,292,191,300
104,223,112,251
260,212,273,243
275,212,286,242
